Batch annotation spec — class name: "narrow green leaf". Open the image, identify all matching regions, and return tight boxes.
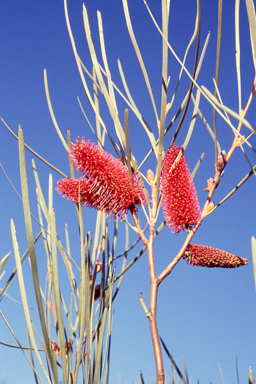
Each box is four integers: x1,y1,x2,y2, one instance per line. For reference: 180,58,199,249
35,170,81,298
18,127,58,383
47,173,53,251
122,0,159,123
213,0,223,171
2,162,44,232
213,78,231,127
0,162,23,202
183,354,190,384
251,236,256,291
0,233,41,301
235,0,242,113
97,11,118,117
218,362,225,384
1,118,66,177
155,0,171,214
0,310,44,384
33,159,52,225
245,0,256,74
160,337,188,384
11,219,52,384
91,210,102,267
93,283,112,383
113,244,147,283
92,67,105,147
201,86,256,133
68,294,75,376
169,0,201,151
83,5,126,156
104,334,111,384
31,322,46,350
113,223,148,261
124,109,133,188
73,200,87,384
112,219,129,301
67,129,76,180
139,30,210,173
64,0,118,155
182,88,201,152
139,293,149,316
86,235,92,383
117,59,156,151
0,252,11,277
27,329,39,384
36,191,51,282
210,163,256,212
51,209,68,384
168,3,199,111
129,164,151,213
101,280,114,384
44,69,69,151
165,30,210,135
249,365,253,384
66,129,81,227
62,226,79,313
142,0,202,96
191,152,205,179
191,93,221,154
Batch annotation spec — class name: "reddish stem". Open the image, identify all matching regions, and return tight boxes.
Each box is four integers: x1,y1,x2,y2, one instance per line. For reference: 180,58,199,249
132,178,164,384
147,219,165,384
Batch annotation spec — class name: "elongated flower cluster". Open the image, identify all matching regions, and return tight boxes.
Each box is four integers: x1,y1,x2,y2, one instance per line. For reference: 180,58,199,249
161,145,201,234
57,138,146,218
183,244,248,268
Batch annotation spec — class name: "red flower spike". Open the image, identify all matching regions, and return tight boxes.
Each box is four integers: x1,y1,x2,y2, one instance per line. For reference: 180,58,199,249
57,138,146,218
161,145,201,234
183,244,248,268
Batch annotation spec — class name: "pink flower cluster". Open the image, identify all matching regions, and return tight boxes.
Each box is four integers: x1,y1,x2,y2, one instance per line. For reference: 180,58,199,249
184,244,248,268
57,138,146,218
161,145,201,234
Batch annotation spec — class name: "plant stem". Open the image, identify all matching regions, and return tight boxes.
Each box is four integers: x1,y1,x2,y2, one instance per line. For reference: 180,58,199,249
147,219,165,384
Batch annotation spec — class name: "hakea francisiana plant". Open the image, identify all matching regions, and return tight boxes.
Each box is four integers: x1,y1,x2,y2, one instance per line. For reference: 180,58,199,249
161,144,201,234
183,244,248,268
57,138,147,218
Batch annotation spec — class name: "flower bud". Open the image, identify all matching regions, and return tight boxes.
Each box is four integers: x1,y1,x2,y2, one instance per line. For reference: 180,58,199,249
183,244,248,268
147,169,155,185
217,150,227,173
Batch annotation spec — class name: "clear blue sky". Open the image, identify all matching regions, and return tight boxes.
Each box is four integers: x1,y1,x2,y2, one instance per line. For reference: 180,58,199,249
1,1,256,384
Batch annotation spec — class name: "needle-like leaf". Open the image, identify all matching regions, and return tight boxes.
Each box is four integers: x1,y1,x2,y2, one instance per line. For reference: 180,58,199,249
18,127,58,383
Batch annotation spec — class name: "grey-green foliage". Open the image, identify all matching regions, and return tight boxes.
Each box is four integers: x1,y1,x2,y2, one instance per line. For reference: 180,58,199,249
1,0,256,383
0,127,132,384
